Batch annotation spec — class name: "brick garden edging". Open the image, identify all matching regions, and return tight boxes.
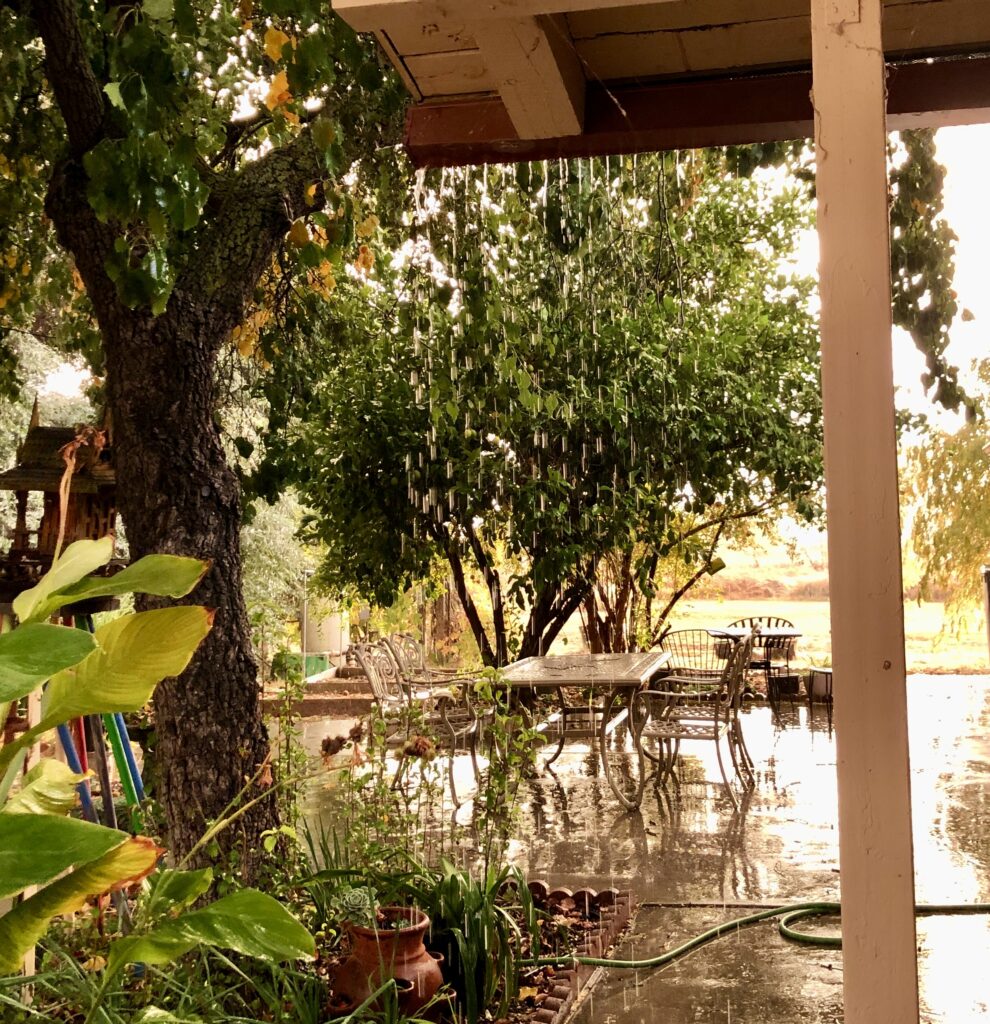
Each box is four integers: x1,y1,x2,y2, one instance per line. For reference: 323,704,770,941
525,881,636,1024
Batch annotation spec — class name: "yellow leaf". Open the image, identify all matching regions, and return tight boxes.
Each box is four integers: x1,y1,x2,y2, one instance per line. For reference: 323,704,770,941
312,260,336,297
356,214,379,240
287,219,309,248
354,244,375,275
305,183,318,206
264,71,291,111
264,26,290,62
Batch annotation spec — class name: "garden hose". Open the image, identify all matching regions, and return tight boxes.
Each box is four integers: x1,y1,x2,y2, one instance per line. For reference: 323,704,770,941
522,900,990,970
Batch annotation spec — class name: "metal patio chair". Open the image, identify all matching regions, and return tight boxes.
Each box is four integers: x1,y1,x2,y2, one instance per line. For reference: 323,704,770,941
385,632,461,684
350,641,482,806
633,631,755,805
728,616,798,719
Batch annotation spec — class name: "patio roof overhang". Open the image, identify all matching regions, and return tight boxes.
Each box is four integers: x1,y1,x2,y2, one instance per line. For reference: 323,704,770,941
331,4,987,1024
333,0,990,163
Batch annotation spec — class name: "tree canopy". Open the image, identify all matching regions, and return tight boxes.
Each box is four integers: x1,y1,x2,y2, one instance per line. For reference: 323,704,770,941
254,153,824,663
908,359,990,620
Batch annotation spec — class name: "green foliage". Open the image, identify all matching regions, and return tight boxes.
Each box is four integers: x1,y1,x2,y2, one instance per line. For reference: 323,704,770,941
890,130,976,418
327,885,380,929
0,539,213,972
908,359,990,618
420,860,537,1024
0,0,404,342
255,152,824,662
107,887,315,975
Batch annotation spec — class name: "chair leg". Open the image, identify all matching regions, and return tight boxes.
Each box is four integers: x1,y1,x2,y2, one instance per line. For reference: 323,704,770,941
469,727,481,781
447,749,460,809
714,736,738,809
729,725,755,788
765,666,782,723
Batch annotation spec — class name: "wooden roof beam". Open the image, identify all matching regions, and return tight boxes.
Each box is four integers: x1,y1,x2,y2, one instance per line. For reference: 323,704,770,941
403,54,990,166
332,0,675,34
474,15,585,138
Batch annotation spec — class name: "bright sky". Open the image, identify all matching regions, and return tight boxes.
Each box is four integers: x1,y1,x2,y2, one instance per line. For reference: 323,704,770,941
41,362,89,397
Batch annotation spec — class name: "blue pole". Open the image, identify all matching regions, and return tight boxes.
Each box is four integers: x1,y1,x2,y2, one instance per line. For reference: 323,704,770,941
113,712,146,801
57,722,98,823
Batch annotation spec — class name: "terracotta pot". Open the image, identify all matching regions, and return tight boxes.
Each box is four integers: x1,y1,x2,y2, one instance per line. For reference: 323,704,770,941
330,906,443,1016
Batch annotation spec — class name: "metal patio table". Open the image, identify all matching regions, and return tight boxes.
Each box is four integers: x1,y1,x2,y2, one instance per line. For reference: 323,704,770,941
499,651,671,810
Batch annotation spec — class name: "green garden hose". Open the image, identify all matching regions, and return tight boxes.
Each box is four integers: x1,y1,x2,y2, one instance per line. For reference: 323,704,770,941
522,900,990,970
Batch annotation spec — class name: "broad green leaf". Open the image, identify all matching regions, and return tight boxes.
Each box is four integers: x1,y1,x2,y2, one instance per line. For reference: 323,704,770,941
147,867,214,914
0,624,97,703
0,606,213,776
104,82,126,110
107,889,315,976
13,537,114,624
21,553,209,626
0,835,160,973
1,759,88,816
134,1010,204,1024
0,814,130,900
143,0,173,19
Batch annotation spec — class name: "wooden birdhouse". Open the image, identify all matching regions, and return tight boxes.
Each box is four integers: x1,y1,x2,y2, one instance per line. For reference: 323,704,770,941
0,401,117,611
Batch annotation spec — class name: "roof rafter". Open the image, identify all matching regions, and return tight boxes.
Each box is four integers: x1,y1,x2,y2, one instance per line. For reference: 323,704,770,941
474,14,585,138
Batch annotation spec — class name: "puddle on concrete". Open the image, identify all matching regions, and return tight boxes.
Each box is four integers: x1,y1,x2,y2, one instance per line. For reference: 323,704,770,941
300,675,990,1022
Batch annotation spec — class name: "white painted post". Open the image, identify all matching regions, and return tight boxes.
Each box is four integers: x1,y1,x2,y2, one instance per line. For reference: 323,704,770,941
810,1,920,1021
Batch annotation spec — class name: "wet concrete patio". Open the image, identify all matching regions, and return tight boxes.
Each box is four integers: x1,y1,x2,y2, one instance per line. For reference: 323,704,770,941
300,675,990,1023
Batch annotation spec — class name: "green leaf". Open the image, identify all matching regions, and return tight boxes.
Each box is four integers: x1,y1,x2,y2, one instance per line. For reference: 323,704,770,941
107,889,315,976
0,624,97,703
0,606,213,776
104,82,126,111
13,537,114,624
0,814,130,900
0,835,160,973
27,553,209,624
1,759,88,816
134,1010,204,1024
143,0,173,19
148,868,214,914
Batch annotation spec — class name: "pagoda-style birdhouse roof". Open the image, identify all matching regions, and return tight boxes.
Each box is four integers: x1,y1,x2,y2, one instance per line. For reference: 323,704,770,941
0,410,114,495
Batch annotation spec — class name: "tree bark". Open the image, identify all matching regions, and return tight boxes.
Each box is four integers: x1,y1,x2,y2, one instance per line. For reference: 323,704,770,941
105,305,276,869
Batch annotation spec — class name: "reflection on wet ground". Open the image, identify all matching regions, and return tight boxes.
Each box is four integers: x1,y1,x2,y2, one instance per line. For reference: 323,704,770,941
301,675,990,1022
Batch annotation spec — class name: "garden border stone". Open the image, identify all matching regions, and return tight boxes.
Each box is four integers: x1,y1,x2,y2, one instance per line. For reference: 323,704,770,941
525,881,636,1024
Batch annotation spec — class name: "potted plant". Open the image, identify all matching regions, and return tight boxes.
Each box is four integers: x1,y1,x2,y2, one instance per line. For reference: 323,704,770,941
329,886,443,1017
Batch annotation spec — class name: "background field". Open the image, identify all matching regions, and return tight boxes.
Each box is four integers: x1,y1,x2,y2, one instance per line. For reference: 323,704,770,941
668,598,988,674
549,527,990,673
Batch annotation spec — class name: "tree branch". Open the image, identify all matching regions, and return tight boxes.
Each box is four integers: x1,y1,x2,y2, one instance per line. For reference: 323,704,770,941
651,520,725,646
673,500,777,546
432,525,496,668
464,520,507,665
32,0,109,158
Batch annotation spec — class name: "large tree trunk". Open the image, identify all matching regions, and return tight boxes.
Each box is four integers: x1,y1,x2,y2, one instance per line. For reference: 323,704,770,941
106,307,275,869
